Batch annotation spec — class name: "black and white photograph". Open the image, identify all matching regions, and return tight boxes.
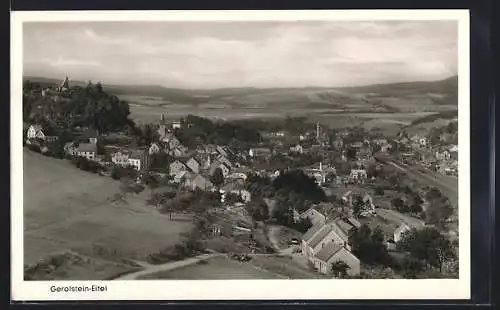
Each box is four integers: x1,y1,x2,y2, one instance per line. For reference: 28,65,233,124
11,10,470,300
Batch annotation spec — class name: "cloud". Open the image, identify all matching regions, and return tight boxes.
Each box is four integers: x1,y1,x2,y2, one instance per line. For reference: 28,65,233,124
48,56,100,67
23,21,458,88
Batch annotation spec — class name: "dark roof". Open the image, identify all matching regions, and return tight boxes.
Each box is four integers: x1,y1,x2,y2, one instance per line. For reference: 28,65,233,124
81,128,98,138
315,243,344,262
308,225,331,248
76,143,97,153
302,222,325,242
129,150,144,159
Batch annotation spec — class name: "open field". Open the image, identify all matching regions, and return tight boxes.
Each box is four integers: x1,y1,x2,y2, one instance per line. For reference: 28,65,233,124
127,101,450,137
139,256,280,279
23,150,192,279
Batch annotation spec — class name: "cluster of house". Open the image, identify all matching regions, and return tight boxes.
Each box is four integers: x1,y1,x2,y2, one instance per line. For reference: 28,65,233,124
25,125,59,145
297,197,427,276
394,132,458,176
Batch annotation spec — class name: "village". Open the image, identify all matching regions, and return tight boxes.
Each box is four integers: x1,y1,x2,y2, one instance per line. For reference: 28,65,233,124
23,77,459,279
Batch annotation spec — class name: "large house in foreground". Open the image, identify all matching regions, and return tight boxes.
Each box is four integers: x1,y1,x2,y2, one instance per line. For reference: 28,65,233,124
301,219,360,277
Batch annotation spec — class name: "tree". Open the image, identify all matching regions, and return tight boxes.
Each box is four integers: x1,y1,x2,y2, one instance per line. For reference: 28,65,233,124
400,255,424,278
349,224,389,266
346,148,357,161
211,168,225,187
396,227,455,271
391,197,408,213
294,217,313,233
374,187,385,196
352,195,365,218
246,199,269,221
331,260,350,278
366,164,378,178
424,188,454,228
409,194,424,215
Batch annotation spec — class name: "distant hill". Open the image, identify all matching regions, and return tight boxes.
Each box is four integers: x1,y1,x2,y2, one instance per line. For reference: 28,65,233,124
23,75,458,108
340,76,458,105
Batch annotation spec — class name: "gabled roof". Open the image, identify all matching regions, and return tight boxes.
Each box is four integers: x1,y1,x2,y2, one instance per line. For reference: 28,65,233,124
191,174,214,189
302,222,327,242
129,150,144,160
170,159,186,167
335,219,354,234
315,242,344,262
300,207,326,219
347,217,361,229
29,124,43,131
308,225,333,248
186,157,200,166
76,143,97,153
81,128,98,138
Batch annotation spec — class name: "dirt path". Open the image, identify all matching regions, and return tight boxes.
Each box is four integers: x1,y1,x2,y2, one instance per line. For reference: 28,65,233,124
267,225,281,250
113,253,223,280
267,225,298,255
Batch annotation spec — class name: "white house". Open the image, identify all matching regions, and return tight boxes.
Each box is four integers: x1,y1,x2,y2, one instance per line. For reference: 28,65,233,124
349,169,368,181
128,150,146,171
172,121,181,129
75,143,97,161
111,151,130,167
27,125,44,140
169,160,187,176
290,144,304,154
149,143,162,155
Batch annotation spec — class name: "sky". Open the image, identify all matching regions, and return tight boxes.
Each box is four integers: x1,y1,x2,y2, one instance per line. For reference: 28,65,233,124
23,21,458,89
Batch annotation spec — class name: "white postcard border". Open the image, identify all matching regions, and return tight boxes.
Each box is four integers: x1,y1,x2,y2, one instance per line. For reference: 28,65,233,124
11,9,471,301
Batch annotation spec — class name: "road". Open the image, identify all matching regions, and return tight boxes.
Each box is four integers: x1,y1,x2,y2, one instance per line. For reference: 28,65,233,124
113,253,223,280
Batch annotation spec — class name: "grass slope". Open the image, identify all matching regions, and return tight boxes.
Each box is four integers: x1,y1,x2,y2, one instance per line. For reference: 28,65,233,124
23,150,192,279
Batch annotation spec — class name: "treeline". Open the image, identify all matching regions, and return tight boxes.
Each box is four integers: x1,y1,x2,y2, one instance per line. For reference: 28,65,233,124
347,224,457,279
23,81,134,135
245,170,326,232
174,115,262,148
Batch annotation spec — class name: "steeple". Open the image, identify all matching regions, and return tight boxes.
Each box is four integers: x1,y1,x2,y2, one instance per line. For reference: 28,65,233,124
60,76,69,90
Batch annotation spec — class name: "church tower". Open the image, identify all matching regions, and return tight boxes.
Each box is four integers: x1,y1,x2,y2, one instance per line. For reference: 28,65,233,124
60,76,69,91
